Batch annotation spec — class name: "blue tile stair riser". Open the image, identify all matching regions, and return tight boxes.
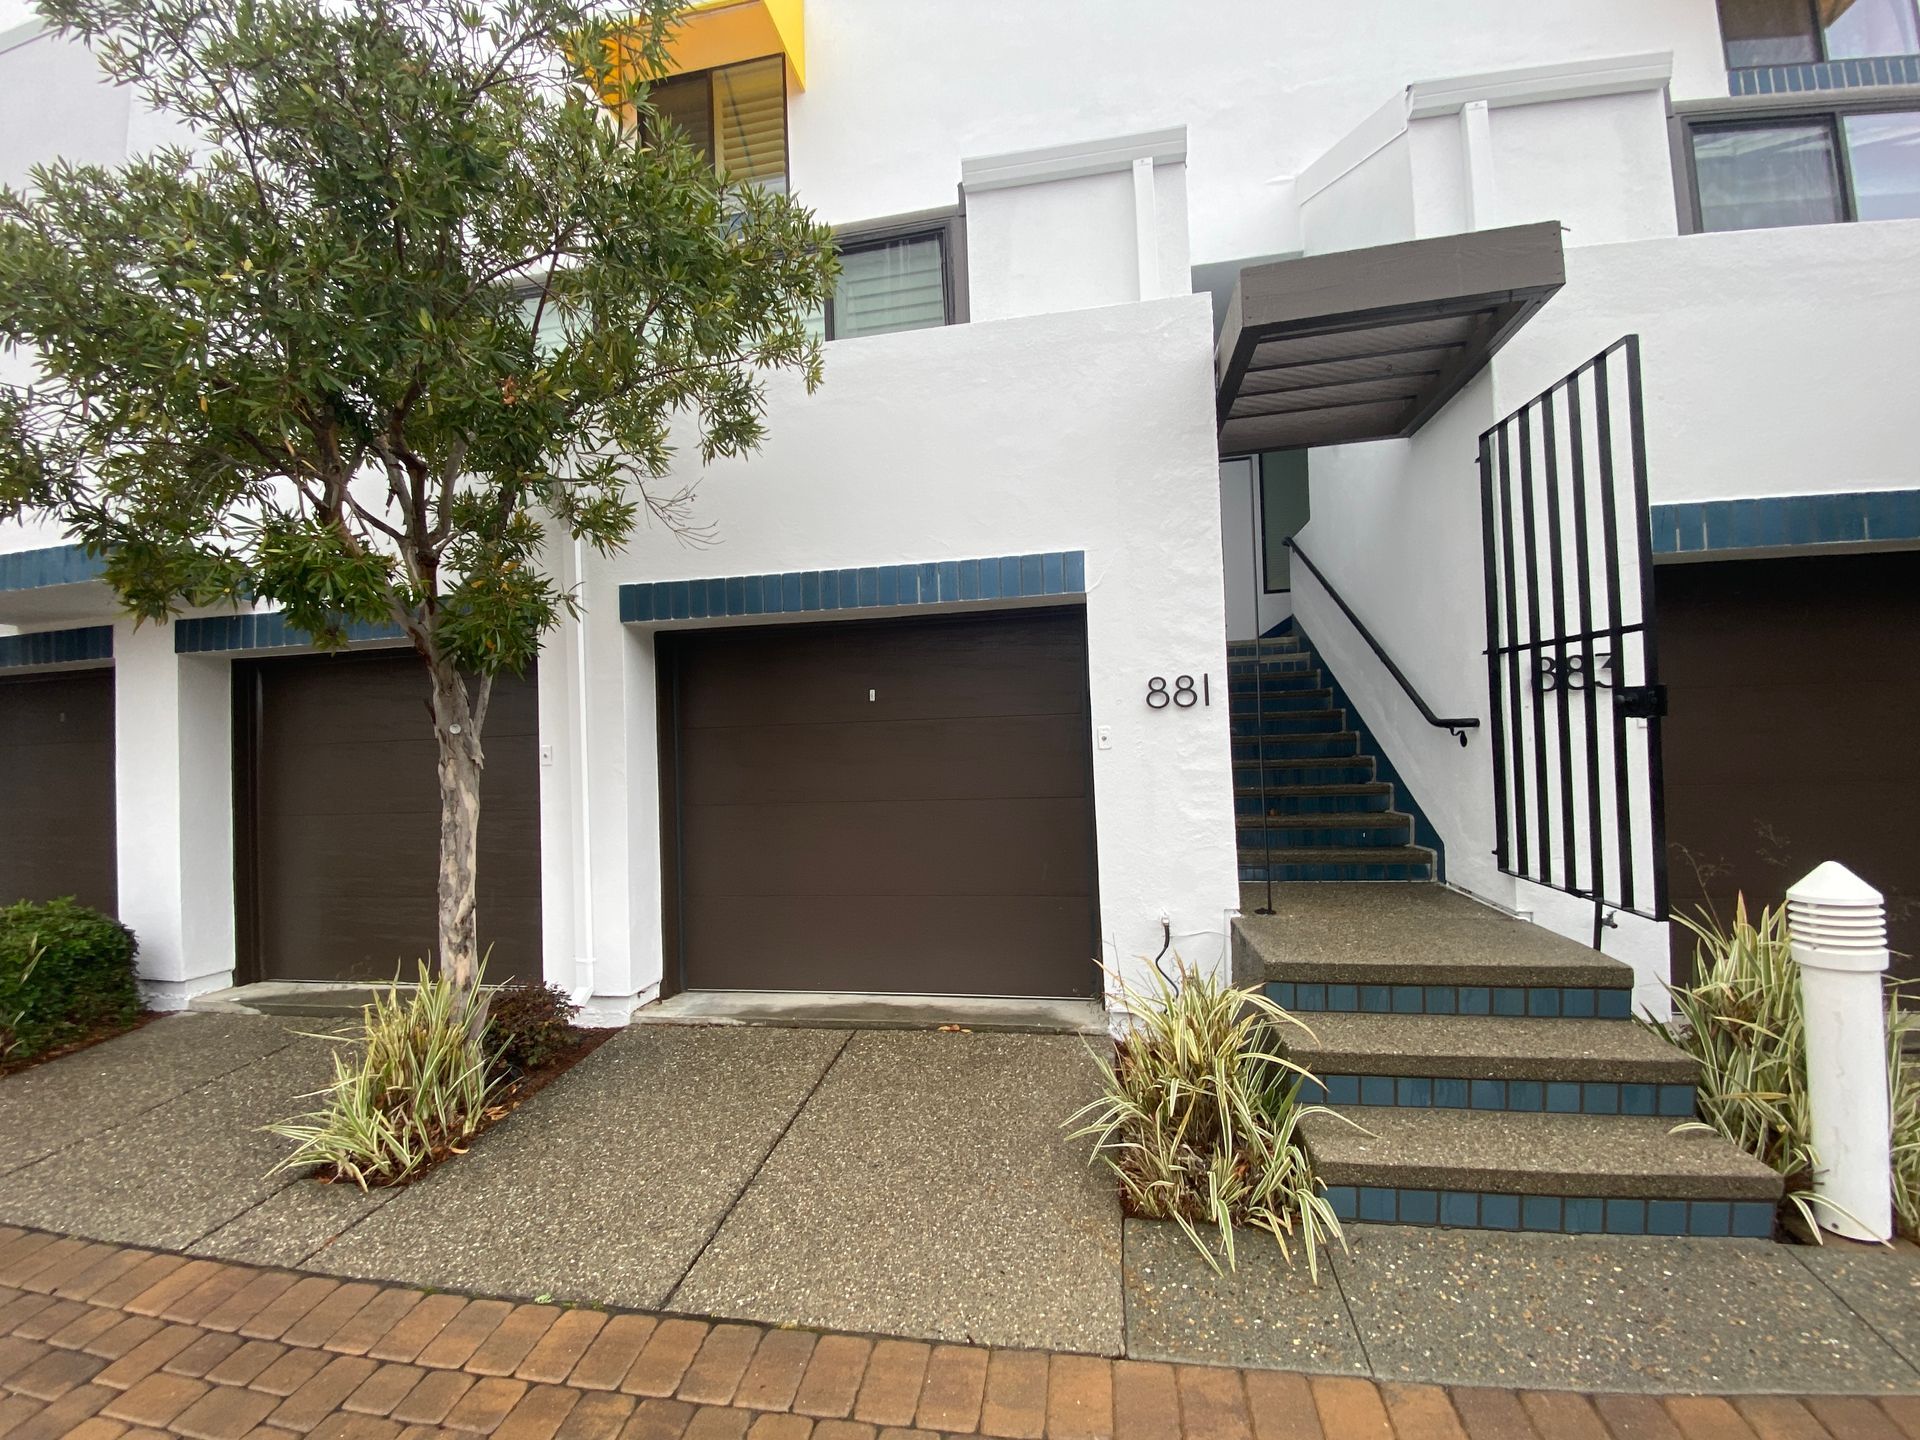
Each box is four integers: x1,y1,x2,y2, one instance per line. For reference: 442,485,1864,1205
1305,1074,1695,1116
1319,1189,1769,1237
1261,982,1633,1019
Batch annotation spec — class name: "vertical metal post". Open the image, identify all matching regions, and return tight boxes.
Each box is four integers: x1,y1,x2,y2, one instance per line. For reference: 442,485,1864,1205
1249,463,1274,915
1496,426,1529,878
1565,369,1609,947
1477,435,1510,876
1592,355,1637,913
1622,336,1669,920
1540,390,1578,893
1517,406,1552,886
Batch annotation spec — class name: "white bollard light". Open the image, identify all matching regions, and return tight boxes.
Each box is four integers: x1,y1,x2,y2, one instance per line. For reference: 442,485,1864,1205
1787,860,1893,1243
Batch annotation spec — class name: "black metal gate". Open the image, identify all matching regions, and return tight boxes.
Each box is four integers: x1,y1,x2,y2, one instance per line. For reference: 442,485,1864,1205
1478,335,1667,945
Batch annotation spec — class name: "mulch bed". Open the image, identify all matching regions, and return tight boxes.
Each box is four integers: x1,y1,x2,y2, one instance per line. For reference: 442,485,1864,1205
0,1009,161,1079
304,1023,617,1190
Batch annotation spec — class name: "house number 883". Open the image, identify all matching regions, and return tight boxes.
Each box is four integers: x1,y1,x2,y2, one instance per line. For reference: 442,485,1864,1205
1146,674,1210,709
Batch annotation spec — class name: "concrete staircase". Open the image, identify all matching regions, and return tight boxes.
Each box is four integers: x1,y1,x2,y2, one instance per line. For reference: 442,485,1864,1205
1229,635,1434,881
1230,853,1784,1239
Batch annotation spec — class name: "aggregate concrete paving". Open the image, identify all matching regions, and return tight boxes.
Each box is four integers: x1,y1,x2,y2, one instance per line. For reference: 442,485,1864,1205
7,1012,1920,1394
1123,1217,1367,1374
1330,1224,1919,1393
670,1029,1124,1353
311,1023,851,1309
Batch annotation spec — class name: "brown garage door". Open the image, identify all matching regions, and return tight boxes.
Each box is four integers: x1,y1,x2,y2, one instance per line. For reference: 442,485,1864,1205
661,608,1099,997
235,650,541,984
0,669,116,914
1658,550,1920,982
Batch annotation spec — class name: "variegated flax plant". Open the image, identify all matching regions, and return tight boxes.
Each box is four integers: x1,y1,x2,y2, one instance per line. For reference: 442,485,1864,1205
269,961,503,1190
1654,895,1920,1239
1069,957,1347,1279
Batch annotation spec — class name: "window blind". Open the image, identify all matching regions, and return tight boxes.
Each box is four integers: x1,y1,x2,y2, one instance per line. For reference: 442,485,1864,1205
714,57,787,193
833,235,946,339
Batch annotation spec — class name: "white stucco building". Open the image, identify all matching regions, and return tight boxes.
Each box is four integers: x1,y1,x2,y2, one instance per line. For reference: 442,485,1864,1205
3,0,1917,1027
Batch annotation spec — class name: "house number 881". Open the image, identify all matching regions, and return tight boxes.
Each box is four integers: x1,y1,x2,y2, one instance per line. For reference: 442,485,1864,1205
1146,674,1210,709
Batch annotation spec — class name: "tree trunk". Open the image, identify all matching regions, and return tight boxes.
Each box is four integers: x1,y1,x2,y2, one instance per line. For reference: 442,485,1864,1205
428,654,484,997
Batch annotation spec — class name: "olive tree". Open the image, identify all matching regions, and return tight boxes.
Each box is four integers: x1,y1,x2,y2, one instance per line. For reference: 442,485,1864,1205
0,0,835,990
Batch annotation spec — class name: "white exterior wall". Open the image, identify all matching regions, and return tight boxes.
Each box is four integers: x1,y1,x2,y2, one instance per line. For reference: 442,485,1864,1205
545,297,1238,1016
5,0,1918,1012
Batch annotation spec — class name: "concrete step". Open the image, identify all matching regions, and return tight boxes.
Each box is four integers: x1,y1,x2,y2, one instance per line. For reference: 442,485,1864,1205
1264,975,1633,1021
1227,689,1335,714
1240,847,1435,882
1234,758,1377,787
1234,783,1396,816
1300,1107,1783,1237
1228,670,1322,694
1237,813,1413,849
1282,1006,1689,1090
1230,710,1346,737
1233,884,1641,997
1227,656,1316,677
1232,732,1361,761
1226,636,1304,656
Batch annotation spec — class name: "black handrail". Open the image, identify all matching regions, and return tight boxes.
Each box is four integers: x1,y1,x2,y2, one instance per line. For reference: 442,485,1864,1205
1284,538,1480,747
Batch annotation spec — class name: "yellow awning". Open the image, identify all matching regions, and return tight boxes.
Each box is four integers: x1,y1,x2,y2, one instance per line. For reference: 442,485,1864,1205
656,0,805,91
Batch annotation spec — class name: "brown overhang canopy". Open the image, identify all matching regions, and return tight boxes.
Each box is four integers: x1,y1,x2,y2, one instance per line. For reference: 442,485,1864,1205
1215,221,1565,454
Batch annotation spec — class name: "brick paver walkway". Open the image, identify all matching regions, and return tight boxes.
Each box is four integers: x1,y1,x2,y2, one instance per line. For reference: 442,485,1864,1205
1,1225,1915,1440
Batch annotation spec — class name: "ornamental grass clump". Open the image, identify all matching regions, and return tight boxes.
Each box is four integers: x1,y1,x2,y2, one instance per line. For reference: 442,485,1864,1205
1068,958,1345,1278
270,963,502,1191
1656,896,1920,1238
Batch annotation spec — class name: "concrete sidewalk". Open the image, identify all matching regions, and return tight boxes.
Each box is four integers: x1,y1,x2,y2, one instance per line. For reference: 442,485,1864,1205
3,1014,1920,1395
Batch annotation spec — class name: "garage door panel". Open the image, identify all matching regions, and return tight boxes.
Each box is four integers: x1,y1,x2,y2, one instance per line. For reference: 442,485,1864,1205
0,671,117,914
682,894,1095,995
682,796,1096,898
1659,551,1919,983
669,608,1098,998
243,651,541,984
679,618,1090,729
679,713,1090,806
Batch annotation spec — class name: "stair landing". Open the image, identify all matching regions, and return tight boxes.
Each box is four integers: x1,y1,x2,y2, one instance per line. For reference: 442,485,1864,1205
1235,882,1785,1237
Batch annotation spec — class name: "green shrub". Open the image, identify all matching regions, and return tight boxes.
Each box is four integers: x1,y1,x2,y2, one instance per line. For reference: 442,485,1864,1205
485,982,581,1077
0,898,139,1063
1068,959,1345,1279
269,963,502,1190
1656,896,1920,1238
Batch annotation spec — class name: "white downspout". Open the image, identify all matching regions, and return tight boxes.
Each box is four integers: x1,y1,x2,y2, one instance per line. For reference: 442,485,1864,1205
570,535,595,1006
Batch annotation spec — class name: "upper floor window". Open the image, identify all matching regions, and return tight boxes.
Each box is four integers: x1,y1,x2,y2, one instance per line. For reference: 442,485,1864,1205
1719,0,1920,67
646,56,788,193
1687,105,1920,229
809,215,967,342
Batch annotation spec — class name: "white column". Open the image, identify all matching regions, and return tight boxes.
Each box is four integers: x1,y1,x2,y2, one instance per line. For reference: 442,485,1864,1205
113,619,234,1007
1460,98,1497,231
1131,155,1161,301
1788,860,1894,1243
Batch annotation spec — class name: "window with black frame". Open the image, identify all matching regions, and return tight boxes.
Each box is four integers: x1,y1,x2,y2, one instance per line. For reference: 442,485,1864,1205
645,56,788,193
1690,105,1920,229
1719,0,1920,66
809,227,956,341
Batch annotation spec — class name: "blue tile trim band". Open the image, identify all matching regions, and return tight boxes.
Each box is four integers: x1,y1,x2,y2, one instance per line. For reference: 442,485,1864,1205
1651,489,1920,558
0,625,113,670
1301,1073,1695,1117
174,612,408,654
1324,1186,1774,1238
1267,980,1633,1021
0,544,105,592
1728,54,1920,95
617,551,1087,625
